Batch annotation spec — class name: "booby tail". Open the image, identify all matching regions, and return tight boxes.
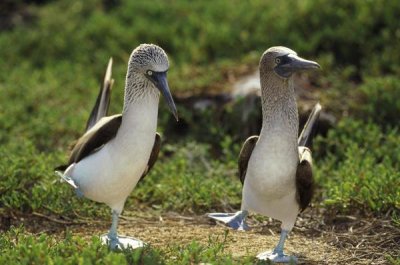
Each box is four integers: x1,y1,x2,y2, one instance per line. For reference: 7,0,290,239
298,103,321,148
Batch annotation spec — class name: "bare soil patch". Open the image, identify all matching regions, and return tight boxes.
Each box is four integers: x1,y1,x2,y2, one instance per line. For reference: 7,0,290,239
4,210,399,265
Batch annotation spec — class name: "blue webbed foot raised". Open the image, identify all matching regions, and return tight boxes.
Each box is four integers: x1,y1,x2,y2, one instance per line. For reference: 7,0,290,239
208,210,249,231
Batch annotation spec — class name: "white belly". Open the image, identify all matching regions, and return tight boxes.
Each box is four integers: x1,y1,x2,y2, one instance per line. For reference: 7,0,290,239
71,134,154,211
66,98,159,212
241,132,299,228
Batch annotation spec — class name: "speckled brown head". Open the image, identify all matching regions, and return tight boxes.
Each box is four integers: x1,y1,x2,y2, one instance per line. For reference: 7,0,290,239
128,44,169,74
260,46,320,79
125,44,178,120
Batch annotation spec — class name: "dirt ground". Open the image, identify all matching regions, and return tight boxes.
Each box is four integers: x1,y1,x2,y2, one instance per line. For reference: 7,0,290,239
1,208,397,265
116,218,342,264
11,209,397,265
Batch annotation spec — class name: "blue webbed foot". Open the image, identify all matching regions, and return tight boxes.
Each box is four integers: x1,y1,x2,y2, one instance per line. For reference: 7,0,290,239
100,234,145,250
257,229,297,263
208,210,249,231
256,250,298,263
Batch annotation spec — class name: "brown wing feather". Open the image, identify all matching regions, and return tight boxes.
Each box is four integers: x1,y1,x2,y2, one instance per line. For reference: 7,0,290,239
68,114,122,165
55,59,117,171
296,146,314,212
238,136,259,185
86,58,114,131
140,133,161,181
298,103,321,148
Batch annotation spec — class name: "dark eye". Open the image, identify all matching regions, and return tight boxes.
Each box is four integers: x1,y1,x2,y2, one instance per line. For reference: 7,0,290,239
275,58,281,64
147,70,153,76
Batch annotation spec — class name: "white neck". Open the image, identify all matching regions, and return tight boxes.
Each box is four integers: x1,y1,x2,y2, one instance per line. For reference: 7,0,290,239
108,68,161,159
118,94,159,140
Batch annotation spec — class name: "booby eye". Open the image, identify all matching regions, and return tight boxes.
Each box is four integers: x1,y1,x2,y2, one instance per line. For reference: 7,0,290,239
147,70,153,76
275,58,281,64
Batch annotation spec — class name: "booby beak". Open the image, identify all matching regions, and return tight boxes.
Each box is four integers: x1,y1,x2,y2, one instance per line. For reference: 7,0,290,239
149,71,179,121
275,54,320,78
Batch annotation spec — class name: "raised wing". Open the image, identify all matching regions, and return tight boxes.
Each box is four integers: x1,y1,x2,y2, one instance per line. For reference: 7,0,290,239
296,146,314,212
295,103,321,211
140,133,161,181
238,136,259,185
298,103,321,148
86,58,114,131
55,59,116,171
69,114,122,165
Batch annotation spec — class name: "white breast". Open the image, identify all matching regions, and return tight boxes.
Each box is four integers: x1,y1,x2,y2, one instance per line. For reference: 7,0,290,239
68,97,159,212
241,127,299,227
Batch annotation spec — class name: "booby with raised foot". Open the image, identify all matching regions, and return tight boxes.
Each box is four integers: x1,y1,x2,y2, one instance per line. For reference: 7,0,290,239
208,46,320,263
55,44,178,250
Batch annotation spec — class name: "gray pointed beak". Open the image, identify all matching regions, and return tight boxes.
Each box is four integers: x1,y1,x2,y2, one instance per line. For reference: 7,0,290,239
275,54,320,78
285,54,320,71
151,72,178,121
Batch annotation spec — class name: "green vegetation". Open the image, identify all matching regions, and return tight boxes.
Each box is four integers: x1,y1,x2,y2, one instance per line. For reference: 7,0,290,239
315,119,400,212
0,0,399,264
0,227,260,265
0,227,164,265
132,142,241,212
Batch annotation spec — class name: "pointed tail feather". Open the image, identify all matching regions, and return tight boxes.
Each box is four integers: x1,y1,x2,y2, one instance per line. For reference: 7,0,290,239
298,103,322,148
85,58,114,131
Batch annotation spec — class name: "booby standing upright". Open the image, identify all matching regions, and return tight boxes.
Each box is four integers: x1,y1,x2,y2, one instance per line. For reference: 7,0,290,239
56,44,178,249
209,47,320,263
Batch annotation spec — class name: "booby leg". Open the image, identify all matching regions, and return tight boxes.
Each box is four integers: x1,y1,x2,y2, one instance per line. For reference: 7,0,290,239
100,210,145,250
208,210,249,231
256,229,297,263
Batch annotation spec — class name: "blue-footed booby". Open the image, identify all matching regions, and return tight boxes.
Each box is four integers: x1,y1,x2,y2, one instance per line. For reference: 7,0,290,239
209,47,320,263
55,44,178,249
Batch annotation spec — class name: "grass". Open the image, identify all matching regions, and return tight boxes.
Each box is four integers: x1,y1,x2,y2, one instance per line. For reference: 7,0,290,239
315,119,400,213
0,0,399,264
0,227,261,265
0,227,165,265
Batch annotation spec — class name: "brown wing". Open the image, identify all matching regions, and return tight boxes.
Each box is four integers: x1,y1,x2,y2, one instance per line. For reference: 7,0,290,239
68,114,122,165
296,146,314,212
140,133,161,181
55,59,116,171
238,136,259,185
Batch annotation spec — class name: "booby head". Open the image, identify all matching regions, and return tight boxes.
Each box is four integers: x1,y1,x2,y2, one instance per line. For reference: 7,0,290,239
260,46,320,79
127,44,178,120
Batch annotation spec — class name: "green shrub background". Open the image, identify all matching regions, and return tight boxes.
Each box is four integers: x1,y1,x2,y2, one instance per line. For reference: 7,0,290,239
0,0,399,264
